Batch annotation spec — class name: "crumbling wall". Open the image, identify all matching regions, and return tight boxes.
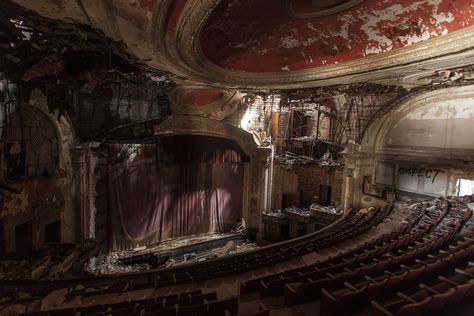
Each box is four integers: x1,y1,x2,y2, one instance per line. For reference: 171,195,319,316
0,89,78,252
294,165,344,207
272,164,343,210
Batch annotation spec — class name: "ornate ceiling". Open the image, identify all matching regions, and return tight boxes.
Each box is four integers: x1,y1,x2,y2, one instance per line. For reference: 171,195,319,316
202,0,474,72
9,0,474,114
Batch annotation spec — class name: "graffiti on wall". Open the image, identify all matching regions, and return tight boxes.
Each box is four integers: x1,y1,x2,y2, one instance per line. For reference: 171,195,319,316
398,167,444,184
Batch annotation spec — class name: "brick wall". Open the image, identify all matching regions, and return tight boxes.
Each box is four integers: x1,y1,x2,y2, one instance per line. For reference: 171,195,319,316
293,165,344,207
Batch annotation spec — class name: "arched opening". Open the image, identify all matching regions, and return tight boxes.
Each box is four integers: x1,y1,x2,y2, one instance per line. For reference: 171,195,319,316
3,105,59,181
108,135,250,249
1,103,66,252
347,86,474,208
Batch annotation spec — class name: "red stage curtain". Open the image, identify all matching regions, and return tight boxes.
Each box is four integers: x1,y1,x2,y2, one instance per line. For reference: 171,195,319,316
108,136,247,249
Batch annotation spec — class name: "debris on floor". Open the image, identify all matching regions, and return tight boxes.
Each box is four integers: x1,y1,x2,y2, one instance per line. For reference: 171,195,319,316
85,233,259,274
309,203,343,215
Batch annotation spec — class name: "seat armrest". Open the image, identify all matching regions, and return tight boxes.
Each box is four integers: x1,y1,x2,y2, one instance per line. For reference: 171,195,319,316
455,268,474,278
438,276,459,287
370,300,393,316
419,284,440,295
321,288,336,301
397,292,416,303
344,282,358,291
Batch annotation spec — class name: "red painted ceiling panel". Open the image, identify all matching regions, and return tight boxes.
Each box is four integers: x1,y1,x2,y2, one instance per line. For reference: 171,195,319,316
201,0,474,72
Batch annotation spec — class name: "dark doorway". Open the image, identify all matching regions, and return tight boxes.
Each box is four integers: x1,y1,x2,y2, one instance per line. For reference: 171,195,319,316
319,184,332,206
281,224,290,240
15,220,33,252
0,219,5,255
44,220,61,243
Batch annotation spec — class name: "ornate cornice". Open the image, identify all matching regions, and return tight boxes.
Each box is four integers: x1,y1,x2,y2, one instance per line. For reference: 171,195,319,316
150,0,182,74
153,116,259,156
153,0,474,90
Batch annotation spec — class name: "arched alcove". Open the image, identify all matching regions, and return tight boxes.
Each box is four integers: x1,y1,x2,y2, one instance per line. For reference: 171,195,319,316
3,105,59,181
385,99,474,150
0,98,78,252
344,86,474,209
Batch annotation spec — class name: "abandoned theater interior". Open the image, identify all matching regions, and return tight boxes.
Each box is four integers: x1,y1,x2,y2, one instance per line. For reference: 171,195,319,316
1,0,474,315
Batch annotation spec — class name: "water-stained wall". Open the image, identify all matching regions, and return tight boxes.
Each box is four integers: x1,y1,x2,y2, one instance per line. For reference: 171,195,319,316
0,89,78,253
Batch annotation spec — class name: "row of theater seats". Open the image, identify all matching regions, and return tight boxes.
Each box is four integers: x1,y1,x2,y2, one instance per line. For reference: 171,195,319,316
13,204,391,316
271,197,472,316
285,199,457,304
233,197,473,315
125,205,389,290
371,254,474,315
6,204,388,306
16,199,474,315
239,204,415,295
21,290,242,316
316,198,474,316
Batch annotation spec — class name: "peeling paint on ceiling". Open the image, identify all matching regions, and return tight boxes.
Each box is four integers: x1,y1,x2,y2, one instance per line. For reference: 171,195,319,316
201,0,474,72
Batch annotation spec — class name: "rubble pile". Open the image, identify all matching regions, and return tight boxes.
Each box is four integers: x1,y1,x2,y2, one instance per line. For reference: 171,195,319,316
284,206,312,217
265,209,286,218
276,138,344,169
85,234,260,274
265,206,322,219
275,154,313,170
85,252,151,275
160,240,259,268
310,203,343,215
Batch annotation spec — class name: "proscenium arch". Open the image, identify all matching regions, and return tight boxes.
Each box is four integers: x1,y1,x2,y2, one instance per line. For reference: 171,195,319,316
151,116,270,240
153,116,261,159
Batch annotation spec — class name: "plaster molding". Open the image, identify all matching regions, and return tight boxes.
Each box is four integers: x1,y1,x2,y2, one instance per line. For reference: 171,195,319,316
13,0,474,90
375,85,474,152
153,116,260,157
163,2,474,89
168,85,245,120
357,85,474,161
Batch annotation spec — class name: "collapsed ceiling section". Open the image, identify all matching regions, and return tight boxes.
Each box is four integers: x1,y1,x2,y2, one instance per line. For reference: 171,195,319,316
0,0,171,90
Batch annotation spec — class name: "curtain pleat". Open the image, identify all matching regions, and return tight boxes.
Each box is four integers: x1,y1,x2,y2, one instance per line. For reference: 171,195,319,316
108,136,246,250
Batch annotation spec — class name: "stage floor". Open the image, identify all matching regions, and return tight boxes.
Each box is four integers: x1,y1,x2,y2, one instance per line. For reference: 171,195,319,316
86,232,258,275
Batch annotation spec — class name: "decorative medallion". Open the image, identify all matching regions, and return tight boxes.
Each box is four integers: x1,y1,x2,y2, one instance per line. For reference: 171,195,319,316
168,85,245,120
